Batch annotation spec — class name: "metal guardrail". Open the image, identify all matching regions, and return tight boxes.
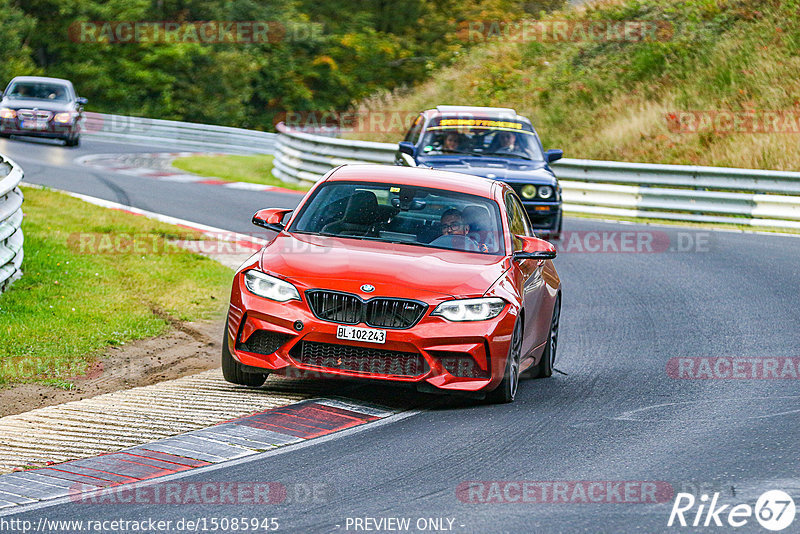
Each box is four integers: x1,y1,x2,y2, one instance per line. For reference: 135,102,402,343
0,154,24,293
272,123,800,230
81,112,277,154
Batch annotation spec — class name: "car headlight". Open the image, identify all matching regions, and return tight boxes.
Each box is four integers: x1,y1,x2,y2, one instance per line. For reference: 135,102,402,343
53,112,74,124
244,270,300,302
432,298,506,322
521,185,537,199
0,108,16,119
538,185,553,199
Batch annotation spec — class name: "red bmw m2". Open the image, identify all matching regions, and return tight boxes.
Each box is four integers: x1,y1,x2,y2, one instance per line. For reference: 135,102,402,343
223,164,561,403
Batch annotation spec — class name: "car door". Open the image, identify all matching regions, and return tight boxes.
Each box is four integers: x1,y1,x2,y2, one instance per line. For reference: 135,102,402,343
506,192,549,358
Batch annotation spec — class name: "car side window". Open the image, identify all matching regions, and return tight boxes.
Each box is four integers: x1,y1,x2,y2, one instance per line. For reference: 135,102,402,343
404,114,424,143
506,193,532,251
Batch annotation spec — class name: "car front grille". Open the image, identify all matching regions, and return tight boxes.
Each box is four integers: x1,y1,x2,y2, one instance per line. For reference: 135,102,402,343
307,291,362,324
306,290,427,329
237,330,294,356
17,109,53,121
291,341,428,377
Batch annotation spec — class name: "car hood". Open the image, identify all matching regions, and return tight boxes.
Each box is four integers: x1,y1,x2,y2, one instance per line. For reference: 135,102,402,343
417,156,557,185
0,98,74,112
259,232,510,300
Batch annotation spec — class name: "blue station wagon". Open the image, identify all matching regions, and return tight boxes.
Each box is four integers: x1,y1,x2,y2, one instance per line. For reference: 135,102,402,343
395,106,563,238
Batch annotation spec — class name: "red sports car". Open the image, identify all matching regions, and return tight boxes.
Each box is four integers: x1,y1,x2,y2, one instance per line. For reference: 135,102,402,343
223,164,561,402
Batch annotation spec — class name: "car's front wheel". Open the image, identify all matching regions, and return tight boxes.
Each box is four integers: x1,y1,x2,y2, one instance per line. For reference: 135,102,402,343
486,317,523,404
221,331,268,387
525,294,560,379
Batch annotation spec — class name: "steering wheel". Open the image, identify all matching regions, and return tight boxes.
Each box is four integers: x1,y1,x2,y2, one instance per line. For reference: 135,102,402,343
428,234,481,252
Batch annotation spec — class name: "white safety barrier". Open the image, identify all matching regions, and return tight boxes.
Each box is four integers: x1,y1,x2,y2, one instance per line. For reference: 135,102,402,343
0,154,24,293
271,123,800,229
81,112,277,154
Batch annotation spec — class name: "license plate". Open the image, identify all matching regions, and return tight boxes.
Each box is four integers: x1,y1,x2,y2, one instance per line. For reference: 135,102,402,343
336,325,386,344
21,120,47,130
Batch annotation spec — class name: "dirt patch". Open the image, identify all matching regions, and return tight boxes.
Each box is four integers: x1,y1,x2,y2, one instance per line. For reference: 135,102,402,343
0,318,225,418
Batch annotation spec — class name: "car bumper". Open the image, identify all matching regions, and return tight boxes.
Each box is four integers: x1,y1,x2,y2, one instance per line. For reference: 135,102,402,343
521,200,561,234
0,119,76,139
226,276,517,394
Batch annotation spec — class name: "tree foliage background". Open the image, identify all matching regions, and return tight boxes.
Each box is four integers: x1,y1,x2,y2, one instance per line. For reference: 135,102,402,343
3,0,564,129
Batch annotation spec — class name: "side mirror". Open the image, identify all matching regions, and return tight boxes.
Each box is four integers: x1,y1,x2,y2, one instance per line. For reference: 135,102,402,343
252,208,292,232
76,97,88,106
512,235,556,261
545,149,563,163
398,141,417,157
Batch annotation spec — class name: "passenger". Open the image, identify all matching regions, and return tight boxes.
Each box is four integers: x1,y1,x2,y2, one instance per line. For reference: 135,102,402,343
442,132,461,152
462,206,497,253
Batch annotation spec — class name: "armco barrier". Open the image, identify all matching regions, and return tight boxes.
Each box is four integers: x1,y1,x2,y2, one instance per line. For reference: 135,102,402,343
0,154,24,293
271,123,800,230
81,112,276,154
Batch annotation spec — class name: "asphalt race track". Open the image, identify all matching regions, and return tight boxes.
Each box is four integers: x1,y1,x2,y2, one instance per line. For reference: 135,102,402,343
4,136,800,532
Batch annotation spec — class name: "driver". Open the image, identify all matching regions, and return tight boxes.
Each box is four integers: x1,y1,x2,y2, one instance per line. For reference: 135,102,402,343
440,208,470,236
494,131,519,153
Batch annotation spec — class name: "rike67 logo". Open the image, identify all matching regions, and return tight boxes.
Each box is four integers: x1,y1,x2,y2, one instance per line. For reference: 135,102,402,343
668,490,796,531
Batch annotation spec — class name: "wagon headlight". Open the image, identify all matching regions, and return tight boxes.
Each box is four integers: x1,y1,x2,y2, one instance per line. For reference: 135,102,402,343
521,185,537,199
0,108,16,119
432,298,506,322
538,185,553,199
244,270,300,302
54,112,74,124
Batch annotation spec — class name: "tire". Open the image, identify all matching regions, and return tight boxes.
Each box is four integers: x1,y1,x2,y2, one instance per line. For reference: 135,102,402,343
221,331,268,387
525,294,560,379
65,135,79,147
0,132,10,139
550,213,563,241
486,317,523,404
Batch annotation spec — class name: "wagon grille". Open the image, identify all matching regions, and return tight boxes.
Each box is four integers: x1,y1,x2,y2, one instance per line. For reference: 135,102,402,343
237,330,294,356
291,341,428,377
306,290,427,329
17,109,53,121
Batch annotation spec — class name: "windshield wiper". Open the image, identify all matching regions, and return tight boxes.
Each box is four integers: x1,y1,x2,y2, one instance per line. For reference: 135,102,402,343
479,152,533,160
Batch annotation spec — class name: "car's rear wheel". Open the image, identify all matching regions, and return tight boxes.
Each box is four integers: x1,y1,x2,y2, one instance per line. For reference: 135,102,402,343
526,294,560,379
486,318,523,404
221,331,268,387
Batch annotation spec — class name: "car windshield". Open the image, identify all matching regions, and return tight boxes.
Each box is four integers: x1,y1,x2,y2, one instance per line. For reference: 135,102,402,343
290,181,505,255
419,117,544,161
5,82,70,102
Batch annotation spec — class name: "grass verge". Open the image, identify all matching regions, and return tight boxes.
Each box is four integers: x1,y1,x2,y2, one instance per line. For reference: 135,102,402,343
171,154,308,191
0,186,233,387
354,0,800,171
